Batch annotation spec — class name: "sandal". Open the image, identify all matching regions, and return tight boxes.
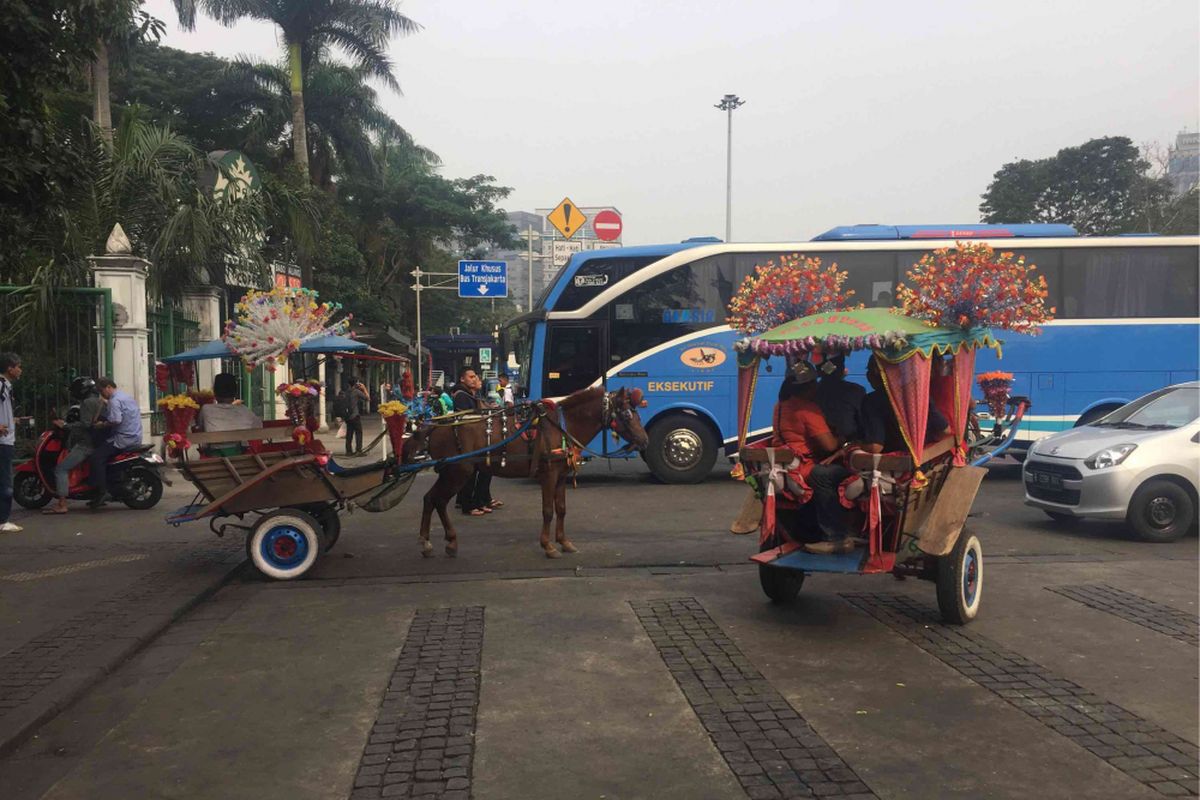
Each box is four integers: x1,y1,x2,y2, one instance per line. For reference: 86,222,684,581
468,508,487,517
488,500,505,509
42,507,68,515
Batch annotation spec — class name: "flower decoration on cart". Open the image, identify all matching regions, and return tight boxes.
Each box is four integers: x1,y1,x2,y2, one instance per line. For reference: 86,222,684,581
379,400,409,456
276,380,322,426
727,254,859,336
976,371,1014,419
895,242,1054,333
223,286,352,370
157,393,201,453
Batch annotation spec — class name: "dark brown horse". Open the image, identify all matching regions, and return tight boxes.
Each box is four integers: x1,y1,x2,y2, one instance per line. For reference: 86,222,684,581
404,386,648,558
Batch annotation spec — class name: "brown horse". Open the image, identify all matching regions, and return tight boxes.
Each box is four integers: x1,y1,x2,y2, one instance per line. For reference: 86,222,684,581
404,386,648,559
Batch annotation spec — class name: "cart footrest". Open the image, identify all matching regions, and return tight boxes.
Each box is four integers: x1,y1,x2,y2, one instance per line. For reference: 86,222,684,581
165,503,208,524
753,543,868,574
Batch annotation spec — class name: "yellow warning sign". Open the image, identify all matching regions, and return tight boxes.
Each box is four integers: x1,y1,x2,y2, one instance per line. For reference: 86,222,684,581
547,197,586,239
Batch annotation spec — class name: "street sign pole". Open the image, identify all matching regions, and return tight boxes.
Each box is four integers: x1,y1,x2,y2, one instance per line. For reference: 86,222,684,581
410,266,461,391
526,225,534,310
413,265,423,391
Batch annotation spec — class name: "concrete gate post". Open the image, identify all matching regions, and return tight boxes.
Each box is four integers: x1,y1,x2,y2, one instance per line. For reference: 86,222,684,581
180,286,224,391
88,225,152,444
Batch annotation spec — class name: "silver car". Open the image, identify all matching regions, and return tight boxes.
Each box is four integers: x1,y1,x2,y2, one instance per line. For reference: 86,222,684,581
1023,382,1199,542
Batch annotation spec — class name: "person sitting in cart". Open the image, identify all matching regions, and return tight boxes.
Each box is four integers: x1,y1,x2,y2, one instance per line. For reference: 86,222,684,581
770,361,856,555
197,373,262,456
198,373,261,434
859,356,950,454
814,353,864,444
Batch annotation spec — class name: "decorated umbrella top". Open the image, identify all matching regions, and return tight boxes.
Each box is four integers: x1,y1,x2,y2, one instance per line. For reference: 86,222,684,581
735,307,1000,360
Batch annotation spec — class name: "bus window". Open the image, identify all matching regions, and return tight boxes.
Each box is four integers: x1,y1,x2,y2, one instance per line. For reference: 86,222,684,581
1005,248,1062,316
824,250,897,307
1061,247,1199,318
552,257,659,311
544,323,605,396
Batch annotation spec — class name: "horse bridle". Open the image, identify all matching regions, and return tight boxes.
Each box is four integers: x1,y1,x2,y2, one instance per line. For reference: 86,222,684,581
602,389,644,449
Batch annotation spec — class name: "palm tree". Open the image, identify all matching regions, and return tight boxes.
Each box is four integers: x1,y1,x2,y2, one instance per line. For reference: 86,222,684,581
91,3,165,142
171,0,420,179
227,58,438,190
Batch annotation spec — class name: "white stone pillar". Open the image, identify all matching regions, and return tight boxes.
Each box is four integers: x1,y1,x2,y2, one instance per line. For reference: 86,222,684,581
89,241,153,444
180,286,223,391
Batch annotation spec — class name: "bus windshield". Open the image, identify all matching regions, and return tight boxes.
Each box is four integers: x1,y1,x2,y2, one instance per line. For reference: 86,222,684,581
501,319,533,397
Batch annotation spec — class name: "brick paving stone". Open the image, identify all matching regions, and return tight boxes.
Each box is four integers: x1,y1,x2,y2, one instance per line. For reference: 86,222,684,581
844,593,1199,799
1047,585,1198,647
347,607,483,799
632,598,878,799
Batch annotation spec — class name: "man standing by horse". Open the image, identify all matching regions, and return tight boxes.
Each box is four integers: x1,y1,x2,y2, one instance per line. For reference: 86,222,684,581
452,368,502,516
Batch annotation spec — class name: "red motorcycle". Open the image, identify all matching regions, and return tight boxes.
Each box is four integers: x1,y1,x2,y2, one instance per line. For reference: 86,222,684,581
13,411,166,510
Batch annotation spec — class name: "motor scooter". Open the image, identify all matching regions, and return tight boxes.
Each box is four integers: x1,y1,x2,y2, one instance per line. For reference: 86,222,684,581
12,409,167,510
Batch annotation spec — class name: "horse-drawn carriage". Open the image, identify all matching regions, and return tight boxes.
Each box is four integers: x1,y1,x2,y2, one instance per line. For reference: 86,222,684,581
734,308,1029,624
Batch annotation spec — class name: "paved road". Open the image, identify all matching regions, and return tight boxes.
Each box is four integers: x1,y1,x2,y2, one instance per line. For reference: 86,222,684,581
0,456,1196,799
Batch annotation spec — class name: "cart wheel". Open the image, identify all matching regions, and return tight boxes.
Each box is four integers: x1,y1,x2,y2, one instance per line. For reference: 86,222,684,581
937,529,982,625
316,505,342,552
759,564,805,603
247,510,323,581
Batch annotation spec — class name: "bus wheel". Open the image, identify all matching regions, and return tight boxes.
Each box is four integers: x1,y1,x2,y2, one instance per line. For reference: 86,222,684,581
645,413,718,484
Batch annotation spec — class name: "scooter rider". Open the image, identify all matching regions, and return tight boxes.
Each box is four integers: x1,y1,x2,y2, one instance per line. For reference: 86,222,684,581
87,377,143,508
44,377,105,515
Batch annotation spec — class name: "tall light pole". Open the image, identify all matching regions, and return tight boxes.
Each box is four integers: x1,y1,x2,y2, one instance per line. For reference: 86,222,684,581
714,93,745,242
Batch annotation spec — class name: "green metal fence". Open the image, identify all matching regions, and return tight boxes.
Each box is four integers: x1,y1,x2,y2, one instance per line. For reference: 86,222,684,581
0,286,115,457
147,306,202,435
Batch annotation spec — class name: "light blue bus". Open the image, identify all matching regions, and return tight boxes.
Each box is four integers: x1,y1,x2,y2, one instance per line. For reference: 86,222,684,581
502,225,1199,483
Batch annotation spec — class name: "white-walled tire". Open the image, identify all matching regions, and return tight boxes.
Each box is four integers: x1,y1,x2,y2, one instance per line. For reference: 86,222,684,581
936,530,983,625
247,510,323,580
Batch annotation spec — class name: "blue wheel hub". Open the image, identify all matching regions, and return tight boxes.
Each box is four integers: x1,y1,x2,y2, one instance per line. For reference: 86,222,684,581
261,525,310,570
963,547,979,606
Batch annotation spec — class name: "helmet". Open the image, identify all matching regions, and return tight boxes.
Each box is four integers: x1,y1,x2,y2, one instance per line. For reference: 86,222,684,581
70,376,97,400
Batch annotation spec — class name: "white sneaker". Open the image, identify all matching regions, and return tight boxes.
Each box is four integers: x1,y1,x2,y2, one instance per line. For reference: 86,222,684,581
0,522,23,533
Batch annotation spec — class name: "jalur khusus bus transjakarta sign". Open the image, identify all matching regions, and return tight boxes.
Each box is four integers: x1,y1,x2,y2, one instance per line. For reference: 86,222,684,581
457,260,508,298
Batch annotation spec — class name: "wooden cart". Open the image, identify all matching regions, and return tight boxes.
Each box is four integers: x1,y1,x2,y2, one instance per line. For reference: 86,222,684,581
167,427,412,580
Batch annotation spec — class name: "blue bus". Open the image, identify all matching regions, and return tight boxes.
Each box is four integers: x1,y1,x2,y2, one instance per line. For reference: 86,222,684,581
502,225,1199,483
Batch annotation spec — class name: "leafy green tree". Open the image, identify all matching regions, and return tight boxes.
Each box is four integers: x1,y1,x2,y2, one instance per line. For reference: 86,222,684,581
980,136,1174,235
170,0,420,180
0,0,113,272
110,42,266,153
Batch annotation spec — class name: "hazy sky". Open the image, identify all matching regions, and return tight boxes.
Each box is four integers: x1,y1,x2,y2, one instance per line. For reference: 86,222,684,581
144,0,1199,245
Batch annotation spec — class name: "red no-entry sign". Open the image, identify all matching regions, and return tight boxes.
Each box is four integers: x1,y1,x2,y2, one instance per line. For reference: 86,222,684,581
593,209,622,241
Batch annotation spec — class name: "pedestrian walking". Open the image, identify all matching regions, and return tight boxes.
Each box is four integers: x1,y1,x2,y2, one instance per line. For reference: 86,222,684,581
336,378,369,456
0,352,23,533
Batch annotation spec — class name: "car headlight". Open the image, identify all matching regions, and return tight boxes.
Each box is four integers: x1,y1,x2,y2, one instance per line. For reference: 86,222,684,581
1084,443,1136,470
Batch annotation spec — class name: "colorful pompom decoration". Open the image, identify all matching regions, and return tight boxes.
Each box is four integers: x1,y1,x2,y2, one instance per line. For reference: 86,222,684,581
727,254,859,336
223,287,351,371
896,242,1054,334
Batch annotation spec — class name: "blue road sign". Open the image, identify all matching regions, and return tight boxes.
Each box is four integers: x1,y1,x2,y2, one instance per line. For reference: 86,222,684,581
458,260,508,298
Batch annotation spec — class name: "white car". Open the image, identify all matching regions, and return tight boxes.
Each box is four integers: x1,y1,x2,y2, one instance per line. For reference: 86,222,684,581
1023,382,1199,542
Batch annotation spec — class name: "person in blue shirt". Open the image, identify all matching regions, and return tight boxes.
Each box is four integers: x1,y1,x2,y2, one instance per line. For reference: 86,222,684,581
87,377,143,507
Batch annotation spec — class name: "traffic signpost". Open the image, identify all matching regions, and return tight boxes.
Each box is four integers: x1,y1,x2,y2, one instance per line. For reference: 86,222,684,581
458,260,508,298
547,197,586,239
593,209,623,241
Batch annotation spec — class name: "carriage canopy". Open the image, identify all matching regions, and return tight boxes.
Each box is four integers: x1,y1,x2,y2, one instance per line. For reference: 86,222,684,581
734,308,1002,469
